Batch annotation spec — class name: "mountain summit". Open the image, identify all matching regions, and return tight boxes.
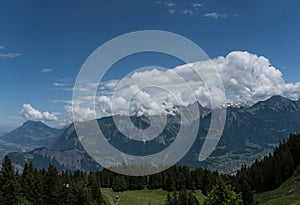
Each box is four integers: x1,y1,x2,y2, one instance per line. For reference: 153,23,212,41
0,120,62,158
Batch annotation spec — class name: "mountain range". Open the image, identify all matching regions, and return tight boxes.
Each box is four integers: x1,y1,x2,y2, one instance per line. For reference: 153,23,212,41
6,95,300,174
0,120,62,159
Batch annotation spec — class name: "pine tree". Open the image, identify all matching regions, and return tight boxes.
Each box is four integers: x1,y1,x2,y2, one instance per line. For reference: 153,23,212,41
76,186,94,205
0,156,22,205
148,173,162,189
59,171,76,205
43,165,60,205
111,175,128,192
238,179,253,204
178,189,189,205
191,168,204,190
99,169,113,188
182,166,193,190
128,176,145,190
89,173,105,205
176,172,186,190
165,175,176,192
202,170,215,195
21,162,35,202
288,134,300,166
31,168,45,205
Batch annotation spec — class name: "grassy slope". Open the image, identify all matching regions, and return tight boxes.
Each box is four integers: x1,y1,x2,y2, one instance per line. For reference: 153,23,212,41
254,167,300,205
102,188,205,205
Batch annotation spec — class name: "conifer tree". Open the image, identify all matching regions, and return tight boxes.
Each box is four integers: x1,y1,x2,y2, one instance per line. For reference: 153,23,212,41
127,176,145,190
148,173,162,189
111,175,128,192
89,172,106,205
43,165,60,205
0,156,22,205
21,162,35,202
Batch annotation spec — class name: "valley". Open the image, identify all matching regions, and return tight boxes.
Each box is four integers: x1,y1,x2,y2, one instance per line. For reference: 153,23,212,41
3,95,300,175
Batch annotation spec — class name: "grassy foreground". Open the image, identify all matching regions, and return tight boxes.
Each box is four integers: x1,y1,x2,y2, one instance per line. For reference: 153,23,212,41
254,167,300,205
101,188,205,205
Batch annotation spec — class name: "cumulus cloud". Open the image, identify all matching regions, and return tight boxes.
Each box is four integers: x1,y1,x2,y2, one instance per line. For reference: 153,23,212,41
64,104,96,122
212,51,300,102
204,12,227,19
20,104,59,121
57,51,300,121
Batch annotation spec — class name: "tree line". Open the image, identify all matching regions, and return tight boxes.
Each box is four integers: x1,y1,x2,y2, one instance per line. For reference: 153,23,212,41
0,157,106,205
232,133,300,200
1,133,300,204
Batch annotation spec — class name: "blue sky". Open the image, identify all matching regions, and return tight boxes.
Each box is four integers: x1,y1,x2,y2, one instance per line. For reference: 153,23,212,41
0,0,300,131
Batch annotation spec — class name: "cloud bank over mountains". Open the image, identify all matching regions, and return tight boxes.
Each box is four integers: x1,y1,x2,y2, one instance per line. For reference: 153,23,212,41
91,51,300,119
22,51,300,123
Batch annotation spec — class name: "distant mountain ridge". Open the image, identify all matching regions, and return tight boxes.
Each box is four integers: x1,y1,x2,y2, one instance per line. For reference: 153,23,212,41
1,120,62,148
8,95,300,173
0,120,62,159
9,147,100,172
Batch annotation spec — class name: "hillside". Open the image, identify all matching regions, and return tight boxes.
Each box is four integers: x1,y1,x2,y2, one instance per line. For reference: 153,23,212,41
7,96,300,173
1,120,62,147
101,188,205,205
0,121,63,159
3,133,300,205
254,166,300,204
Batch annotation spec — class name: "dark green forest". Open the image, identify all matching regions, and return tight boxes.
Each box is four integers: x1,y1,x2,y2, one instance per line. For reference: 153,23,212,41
1,133,300,205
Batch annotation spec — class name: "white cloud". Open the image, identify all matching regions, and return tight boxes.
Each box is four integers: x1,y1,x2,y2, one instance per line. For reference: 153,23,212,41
0,44,22,58
0,52,22,58
96,51,300,115
51,99,74,104
182,9,194,15
167,2,176,7
155,1,205,16
204,12,227,19
156,1,176,7
193,3,202,8
64,104,96,122
53,82,67,87
40,68,53,73
168,9,176,14
54,51,300,121
20,104,59,121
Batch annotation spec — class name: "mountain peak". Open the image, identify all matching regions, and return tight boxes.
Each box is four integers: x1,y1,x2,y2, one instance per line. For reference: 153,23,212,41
266,95,290,103
22,120,46,127
263,95,297,108
23,120,42,124
248,95,300,114
0,120,63,158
